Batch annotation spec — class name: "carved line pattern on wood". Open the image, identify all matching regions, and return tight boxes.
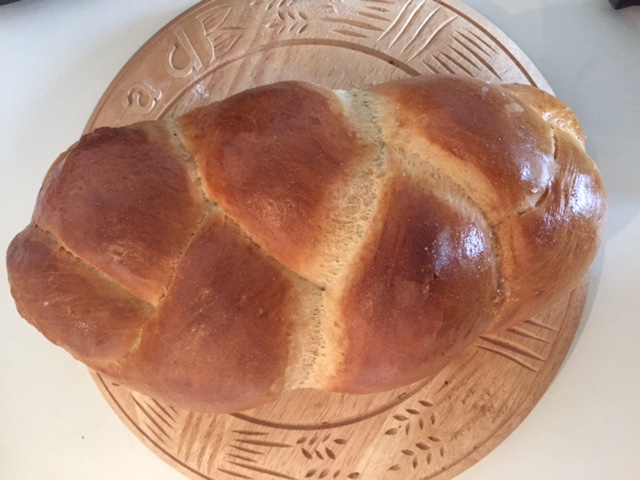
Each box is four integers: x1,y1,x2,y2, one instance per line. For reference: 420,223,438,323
433,0,538,86
231,375,432,430
97,377,214,480
524,318,559,331
472,315,558,373
222,430,292,480
451,32,502,78
479,335,547,362
376,0,425,46
218,467,254,479
475,345,539,373
130,394,172,446
507,326,553,343
397,5,441,54
227,461,296,479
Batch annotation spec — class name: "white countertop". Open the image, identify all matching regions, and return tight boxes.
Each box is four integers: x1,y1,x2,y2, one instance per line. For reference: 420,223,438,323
1,1,638,479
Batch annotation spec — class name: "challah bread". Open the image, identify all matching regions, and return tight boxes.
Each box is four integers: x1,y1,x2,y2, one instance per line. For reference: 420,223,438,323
6,75,606,413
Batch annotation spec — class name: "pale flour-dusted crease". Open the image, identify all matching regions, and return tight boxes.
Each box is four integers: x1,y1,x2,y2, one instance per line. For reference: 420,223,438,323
304,89,395,388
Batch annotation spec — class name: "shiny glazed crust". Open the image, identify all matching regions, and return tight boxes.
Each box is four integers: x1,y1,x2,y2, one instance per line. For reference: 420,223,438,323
6,75,606,412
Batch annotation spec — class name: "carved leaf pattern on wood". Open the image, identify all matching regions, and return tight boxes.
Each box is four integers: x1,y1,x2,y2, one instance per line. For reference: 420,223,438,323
220,430,359,479
197,5,245,60
251,0,309,34
267,9,310,34
384,397,447,472
297,433,357,478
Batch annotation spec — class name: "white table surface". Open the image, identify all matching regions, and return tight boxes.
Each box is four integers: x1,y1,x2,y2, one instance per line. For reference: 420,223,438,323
1,1,638,479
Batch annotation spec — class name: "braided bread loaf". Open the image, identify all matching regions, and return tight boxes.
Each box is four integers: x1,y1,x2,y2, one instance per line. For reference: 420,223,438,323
7,75,606,412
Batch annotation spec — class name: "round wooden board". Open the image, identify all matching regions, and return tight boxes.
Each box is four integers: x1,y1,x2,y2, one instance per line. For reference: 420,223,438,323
85,1,584,479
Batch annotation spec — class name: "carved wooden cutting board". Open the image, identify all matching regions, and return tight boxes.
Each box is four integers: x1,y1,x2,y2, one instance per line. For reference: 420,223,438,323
84,1,585,478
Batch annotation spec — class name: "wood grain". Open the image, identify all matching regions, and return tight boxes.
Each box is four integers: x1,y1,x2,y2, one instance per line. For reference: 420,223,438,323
83,1,582,478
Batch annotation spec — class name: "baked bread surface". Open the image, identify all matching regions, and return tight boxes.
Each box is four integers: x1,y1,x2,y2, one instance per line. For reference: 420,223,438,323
7,75,606,412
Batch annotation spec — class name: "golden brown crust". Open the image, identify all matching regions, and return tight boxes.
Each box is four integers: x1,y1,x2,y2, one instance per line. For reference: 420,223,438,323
110,212,300,412
502,83,587,143
33,123,204,304
177,81,375,280
367,75,605,328
6,226,152,361
367,75,556,214
6,75,606,412
335,169,496,393
500,128,606,324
